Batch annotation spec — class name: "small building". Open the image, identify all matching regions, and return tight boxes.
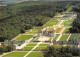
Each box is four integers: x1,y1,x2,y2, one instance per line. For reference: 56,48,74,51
13,44,19,50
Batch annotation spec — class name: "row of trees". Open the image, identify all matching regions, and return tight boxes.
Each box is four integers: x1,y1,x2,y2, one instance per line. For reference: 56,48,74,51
44,46,80,57
0,1,72,41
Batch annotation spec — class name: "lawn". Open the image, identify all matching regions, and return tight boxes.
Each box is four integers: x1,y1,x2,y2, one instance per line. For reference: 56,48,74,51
4,51,28,57
69,34,80,41
23,43,37,50
26,43,37,46
56,28,62,33
45,18,59,27
59,34,69,41
63,19,74,26
52,44,73,48
48,38,52,41
23,47,34,51
16,35,33,41
26,28,41,34
54,34,60,40
52,45,62,48
34,38,39,41
26,52,44,57
63,6,73,13
39,44,49,46
63,28,70,33
34,47,47,51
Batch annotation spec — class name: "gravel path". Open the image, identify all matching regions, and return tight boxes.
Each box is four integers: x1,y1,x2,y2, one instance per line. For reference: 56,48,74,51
24,42,42,57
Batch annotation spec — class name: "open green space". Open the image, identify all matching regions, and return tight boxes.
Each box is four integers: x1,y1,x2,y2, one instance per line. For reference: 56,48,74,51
58,17,72,20
26,52,44,57
52,44,73,48
59,34,69,41
55,13,60,16
39,44,49,46
3,51,28,57
54,34,60,40
63,18,74,26
52,45,62,48
48,38,52,41
45,18,59,27
63,6,73,13
16,35,33,41
34,47,47,51
69,34,80,41
23,47,34,51
26,43,37,46
26,28,41,34
23,43,37,50
2,1,20,5
63,28,70,33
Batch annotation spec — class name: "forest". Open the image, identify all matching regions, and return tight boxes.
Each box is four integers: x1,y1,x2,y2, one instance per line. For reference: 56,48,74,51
70,1,80,33
0,1,73,41
44,46,80,57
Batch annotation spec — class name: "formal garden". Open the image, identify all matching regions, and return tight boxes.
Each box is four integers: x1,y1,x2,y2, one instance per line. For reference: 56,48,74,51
15,35,33,41
44,18,59,27
59,34,69,41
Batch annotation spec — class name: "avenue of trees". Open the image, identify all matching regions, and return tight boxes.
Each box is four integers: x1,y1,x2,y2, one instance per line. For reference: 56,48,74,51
44,46,80,57
0,1,72,41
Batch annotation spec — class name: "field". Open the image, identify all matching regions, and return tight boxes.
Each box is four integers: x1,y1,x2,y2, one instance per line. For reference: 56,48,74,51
4,51,28,57
63,28,70,33
26,52,44,57
56,28,62,33
54,34,60,40
63,19,74,26
59,34,69,41
45,18,58,27
16,35,33,41
69,34,80,41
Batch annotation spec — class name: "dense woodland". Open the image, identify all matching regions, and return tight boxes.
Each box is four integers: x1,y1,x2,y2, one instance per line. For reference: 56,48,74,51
44,46,80,57
70,1,80,33
0,1,73,42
